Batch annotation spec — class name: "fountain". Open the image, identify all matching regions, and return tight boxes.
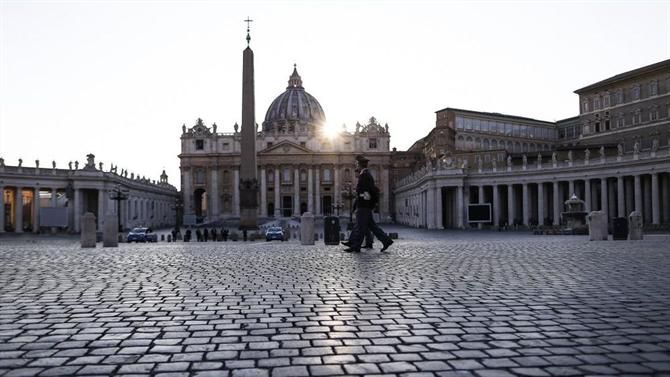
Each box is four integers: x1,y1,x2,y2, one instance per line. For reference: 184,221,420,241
561,194,588,235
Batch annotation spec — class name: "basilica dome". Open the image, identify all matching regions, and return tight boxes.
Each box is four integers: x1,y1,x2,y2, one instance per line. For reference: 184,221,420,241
263,66,326,132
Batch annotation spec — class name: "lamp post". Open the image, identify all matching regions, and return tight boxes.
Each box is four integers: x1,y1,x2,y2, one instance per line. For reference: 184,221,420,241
110,185,128,232
342,182,355,230
172,196,184,232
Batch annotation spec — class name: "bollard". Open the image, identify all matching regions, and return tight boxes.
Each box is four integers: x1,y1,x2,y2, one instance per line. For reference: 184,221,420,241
300,212,315,245
161,234,165,241
587,211,607,241
167,235,172,242
80,212,97,248
628,211,643,240
102,214,118,247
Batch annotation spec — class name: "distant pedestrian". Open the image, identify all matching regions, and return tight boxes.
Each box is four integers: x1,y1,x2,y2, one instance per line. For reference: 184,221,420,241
211,228,218,241
195,229,202,242
203,229,209,242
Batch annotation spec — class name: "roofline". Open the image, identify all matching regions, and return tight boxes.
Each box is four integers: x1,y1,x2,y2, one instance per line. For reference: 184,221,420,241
435,107,555,125
556,115,580,123
574,58,670,94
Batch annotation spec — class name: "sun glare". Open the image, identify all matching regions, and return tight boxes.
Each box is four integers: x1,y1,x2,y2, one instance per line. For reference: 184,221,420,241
322,123,340,139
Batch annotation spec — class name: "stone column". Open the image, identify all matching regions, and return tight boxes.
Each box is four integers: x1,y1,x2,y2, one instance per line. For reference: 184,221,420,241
334,165,340,214
435,185,443,229
600,178,608,219
568,180,575,197
652,173,660,224
617,176,625,218
0,186,4,233
382,167,390,220
274,168,281,217
477,185,485,229
492,184,499,227
183,170,192,215
315,168,321,216
51,188,58,208
662,174,669,223
426,186,435,229
522,183,529,226
456,185,464,228
233,169,240,216
553,181,560,225
634,174,642,215
507,184,515,226
260,167,267,217
537,182,544,226
97,189,105,229
293,167,300,216
463,186,470,227
210,168,219,218
33,187,40,233
73,188,80,233
584,179,591,212
307,167,313,213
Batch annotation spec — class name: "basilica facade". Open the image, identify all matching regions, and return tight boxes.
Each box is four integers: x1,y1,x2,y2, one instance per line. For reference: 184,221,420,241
179,67,392,224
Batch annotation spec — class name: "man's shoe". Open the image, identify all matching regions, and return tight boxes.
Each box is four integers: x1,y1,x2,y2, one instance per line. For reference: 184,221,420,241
341,241,351,247
343,247,360,253
363,244,373,249
381,240,394,252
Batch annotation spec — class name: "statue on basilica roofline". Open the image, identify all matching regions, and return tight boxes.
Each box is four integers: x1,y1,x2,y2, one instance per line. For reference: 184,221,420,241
506,155,512,168
52,160,56,169
599,146,605,158
552,152,557,165
182,124,186,134
651,138,659,152
567,150,573,162
491,156,497,170
68,161,72,170
99,162,103,171
633,141,640,154
74,161,79,169
617,143,624,156
0,157,4,167
35,160,39,168
212,123,217,134
18,158,23,167
385,123,389,133
537,153,542,166
234,123,239,133
584,148,590,162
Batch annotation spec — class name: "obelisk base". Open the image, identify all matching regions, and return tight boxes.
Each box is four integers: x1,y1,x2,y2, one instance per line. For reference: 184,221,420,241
239,209,258,230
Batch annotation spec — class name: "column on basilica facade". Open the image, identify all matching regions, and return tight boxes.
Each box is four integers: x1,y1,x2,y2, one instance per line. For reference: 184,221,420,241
507,184,515,226
334,165,340,212
183,169,192,215
315,168,321,216
662,175,670,223
210,168,219,218
537,182,544,226
307,167,313,213
260,167,267,217
584,179,591,212
522,183,529,226
274,168,280,217
477,185,485,229
492,184,499,228
462,186,470,227
652,173,660,224
293,167,300,216
426,184,435,229
0,186,4,233
634,175,642,215
617,176,625,217
435,184,442,229
552,181,560,226
600,178,608,218
233,169,240,216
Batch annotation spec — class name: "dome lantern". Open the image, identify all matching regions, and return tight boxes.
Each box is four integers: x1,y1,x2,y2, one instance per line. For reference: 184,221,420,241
287,64,303,88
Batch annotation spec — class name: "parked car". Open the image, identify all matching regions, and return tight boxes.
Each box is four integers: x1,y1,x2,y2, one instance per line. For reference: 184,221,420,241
127,227,157,243
265,226,286,241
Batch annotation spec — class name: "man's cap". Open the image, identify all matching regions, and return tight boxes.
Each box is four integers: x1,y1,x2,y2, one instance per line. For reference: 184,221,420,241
355,155,369,163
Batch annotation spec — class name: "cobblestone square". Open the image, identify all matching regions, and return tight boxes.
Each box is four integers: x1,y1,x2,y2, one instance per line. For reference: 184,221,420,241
1,227,669,377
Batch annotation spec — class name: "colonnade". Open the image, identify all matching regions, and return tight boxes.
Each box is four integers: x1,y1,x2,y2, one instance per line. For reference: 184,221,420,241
395,152,670,229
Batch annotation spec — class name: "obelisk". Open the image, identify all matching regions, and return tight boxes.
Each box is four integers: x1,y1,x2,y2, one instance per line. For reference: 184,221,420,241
239,18,258,230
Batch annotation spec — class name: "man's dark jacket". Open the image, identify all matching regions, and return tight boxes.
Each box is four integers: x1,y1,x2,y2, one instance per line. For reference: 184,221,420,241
356,168,378,209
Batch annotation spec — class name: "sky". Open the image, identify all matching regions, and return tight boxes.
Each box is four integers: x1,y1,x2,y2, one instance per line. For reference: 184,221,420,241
1,0,669,190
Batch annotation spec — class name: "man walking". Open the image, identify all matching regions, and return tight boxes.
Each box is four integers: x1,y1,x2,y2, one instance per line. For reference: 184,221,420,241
343,155,393,253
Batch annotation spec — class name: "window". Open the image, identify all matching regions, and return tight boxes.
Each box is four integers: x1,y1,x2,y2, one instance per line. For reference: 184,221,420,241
195,140,204,150
633,85,640,100
456,117,464,130
300,170,307,182
282,168,291,182
582,100,589,113
369,138,378,149
594,97,600,110
267,142,273,148
617,89,624,104
650,81,658,96
222,142,230,150
300,141,306,147
603,93,610,107
650,107,658,121
323,168,332,181
195,169,205,184
465,118,472,130
268,170,274,182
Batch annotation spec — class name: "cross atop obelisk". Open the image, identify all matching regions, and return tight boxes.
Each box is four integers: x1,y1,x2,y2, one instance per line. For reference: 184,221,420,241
244,17,253,45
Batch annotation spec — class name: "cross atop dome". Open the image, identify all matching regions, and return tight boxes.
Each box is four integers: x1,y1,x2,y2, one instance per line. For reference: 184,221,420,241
287,64,303,88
